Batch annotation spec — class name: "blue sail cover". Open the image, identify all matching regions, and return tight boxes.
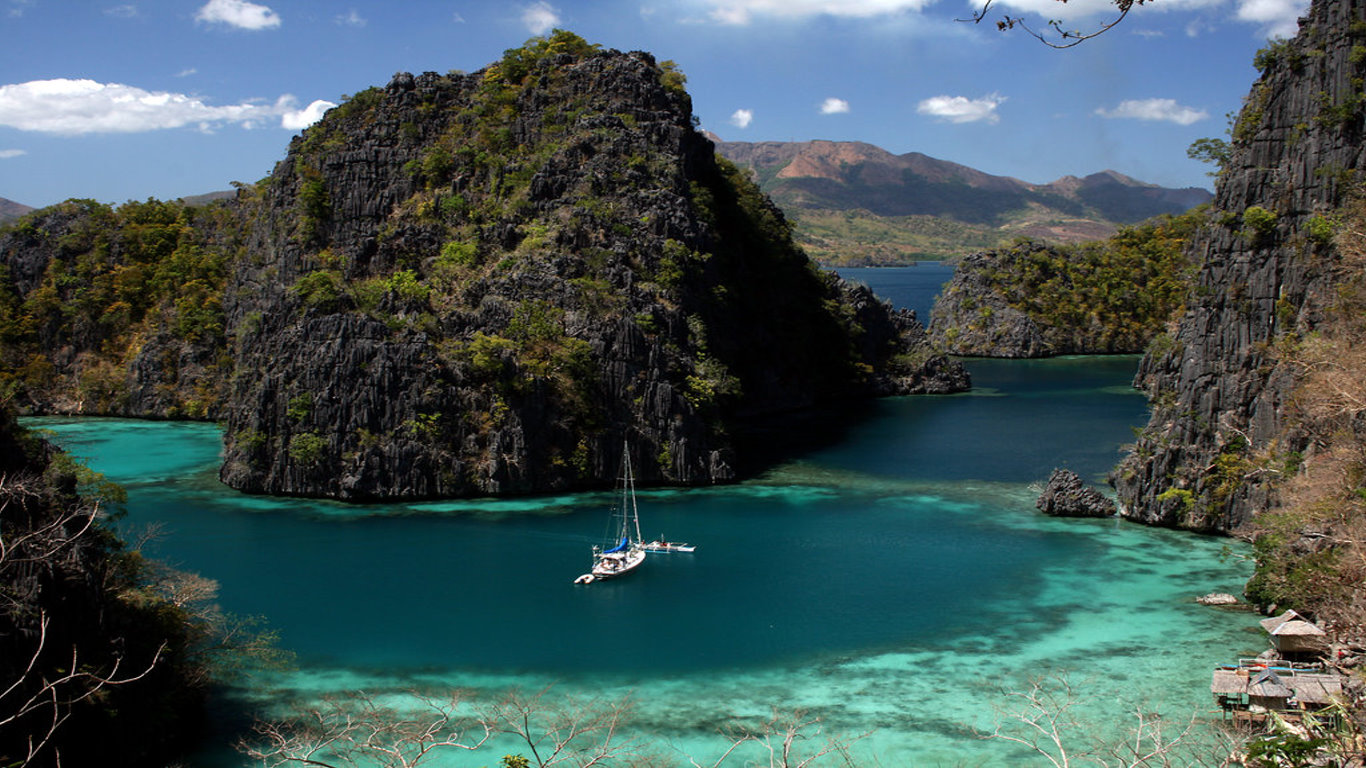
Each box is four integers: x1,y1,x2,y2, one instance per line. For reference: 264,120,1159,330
604,536,629,554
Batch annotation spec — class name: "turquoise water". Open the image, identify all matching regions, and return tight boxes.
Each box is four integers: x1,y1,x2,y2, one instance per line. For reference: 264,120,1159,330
25,270,1264,765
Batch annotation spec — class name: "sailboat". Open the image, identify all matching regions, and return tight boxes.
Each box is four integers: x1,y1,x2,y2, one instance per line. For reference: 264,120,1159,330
573,445,646,584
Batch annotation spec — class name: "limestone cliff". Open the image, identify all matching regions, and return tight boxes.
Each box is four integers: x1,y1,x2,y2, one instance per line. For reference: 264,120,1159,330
927,214,1199,358
218,38,965,499
0,33,966,499
1111,0,1366,531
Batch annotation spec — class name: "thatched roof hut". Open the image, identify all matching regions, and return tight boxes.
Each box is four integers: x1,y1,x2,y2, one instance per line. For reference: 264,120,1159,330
1260,610,1327,654
1211,667,1345,715
1287,673,1344,707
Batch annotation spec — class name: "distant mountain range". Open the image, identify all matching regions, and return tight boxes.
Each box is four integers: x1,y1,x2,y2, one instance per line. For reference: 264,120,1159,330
3,140,1207,264
0,197,33,224
713,139,1211,264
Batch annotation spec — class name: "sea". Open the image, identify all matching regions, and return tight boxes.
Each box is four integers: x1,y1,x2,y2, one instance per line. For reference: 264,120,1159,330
28,263,1262,766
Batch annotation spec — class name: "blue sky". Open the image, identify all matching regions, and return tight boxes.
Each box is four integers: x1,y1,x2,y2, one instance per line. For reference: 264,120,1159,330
0,0,1309,208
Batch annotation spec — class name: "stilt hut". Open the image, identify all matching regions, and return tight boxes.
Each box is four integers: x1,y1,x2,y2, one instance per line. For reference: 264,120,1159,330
1247,669,1293,713
1211,666,1346,722
1259,610,1327,656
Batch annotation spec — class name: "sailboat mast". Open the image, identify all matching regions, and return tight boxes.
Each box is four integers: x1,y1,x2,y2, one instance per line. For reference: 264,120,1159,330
625,447,642,544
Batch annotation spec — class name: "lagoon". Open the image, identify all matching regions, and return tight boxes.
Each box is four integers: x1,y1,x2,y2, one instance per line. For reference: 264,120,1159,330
29,268,1261,765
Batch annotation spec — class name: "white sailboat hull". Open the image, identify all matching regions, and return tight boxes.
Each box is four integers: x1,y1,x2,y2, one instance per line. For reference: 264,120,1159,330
591,546,646,579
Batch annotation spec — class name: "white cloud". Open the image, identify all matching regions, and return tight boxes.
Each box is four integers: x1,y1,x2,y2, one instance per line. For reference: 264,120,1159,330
522,1,560,34
279,97,336,130
1236,0,1308,38
104,4,138,18
176,68,198,78
195,0,281,30
917,94,1003,124
0,79,333,135
8,0,34,18
0,149,27,159
700,0,934,24
730,108,754,128
1095,98,1208,125
820,97,850,115
336,9,366,27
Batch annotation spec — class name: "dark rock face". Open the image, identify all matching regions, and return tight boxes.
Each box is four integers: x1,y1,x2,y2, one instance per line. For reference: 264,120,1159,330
0,38,966,500
214,41,966,499
1036,468,1116,518
1111,0,1366,531
929,249,1050,358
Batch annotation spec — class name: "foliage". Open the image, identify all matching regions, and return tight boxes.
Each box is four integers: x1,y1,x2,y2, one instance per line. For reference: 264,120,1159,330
1245,192,1366,622
1243,205,1278,237
0,197,235,414
659,59,687,95
960,208,1204,353
1187,137,1231,177
288,431,328,466
483,30,601,89
1254,38,1306,74
0,408,278,766
290,268,347,312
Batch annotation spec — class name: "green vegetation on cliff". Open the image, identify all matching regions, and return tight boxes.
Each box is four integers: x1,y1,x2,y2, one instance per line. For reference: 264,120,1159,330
928,208,1203,357
1240,197,1366,623
0,31,963,501
0,197,237,417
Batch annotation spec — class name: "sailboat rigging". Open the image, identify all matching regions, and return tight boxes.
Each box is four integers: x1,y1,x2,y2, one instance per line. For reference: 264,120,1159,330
574,445,647,584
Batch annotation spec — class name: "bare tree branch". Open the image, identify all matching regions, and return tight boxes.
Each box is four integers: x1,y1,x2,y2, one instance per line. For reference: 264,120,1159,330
959,0,1144,48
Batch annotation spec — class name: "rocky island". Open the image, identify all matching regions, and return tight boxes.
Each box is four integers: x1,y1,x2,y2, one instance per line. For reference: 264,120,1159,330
0,32,967,500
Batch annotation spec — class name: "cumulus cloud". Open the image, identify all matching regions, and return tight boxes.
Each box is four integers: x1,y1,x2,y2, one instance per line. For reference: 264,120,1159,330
196,0,281,30
820,97,849,115
700,0,934,24
730,108,754,128
1095,98,1208,125
279,97,336,130
916,94,1003,124
0,79,331,135
0,149,26,159
1236,0,1308,38
336,9,366,27
522,1,560,34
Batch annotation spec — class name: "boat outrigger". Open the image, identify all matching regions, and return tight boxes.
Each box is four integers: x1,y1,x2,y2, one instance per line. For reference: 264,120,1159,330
643,538,695,553
574,445,647,584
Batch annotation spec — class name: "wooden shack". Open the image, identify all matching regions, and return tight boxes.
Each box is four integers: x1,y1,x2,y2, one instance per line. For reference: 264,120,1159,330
1259,609,1327,656
1211,665,1345,722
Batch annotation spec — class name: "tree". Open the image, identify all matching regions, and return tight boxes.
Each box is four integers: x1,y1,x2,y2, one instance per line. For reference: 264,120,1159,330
690,708,868,768
242,690,494,768
241,689,867,768
486,687,640,767
0,481,166,766
961,0,1149,48
981,673,1237,767
1187,137,1232,177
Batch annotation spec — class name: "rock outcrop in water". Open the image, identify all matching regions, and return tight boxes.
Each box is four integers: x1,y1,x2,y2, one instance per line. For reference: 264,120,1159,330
1036,468,1116,518
0,33,967,499
1111,0,1366,532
